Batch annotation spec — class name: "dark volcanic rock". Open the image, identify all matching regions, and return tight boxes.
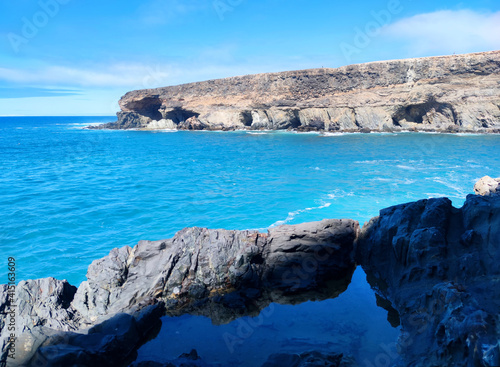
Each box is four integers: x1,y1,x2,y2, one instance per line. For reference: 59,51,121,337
14,303,164,367
72,219,358,324
0,278,79,363
4,177,500,366
356,194,500,367
1,220,358,366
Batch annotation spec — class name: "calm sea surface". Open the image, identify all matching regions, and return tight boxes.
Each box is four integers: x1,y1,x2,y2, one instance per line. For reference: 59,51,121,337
1,116,499,365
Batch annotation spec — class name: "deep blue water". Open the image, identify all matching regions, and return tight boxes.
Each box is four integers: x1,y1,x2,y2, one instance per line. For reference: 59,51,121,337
1,116,499,366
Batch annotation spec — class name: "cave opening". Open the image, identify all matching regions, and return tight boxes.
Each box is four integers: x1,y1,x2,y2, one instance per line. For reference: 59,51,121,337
289,110,302,129
392,98,456,126
241,111,253,127
163,109,200,124
124,97,163,121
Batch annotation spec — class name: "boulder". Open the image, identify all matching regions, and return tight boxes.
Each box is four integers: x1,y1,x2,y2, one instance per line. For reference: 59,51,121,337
72,219,358,324
0,278,78,363
13,303,164,367
474,176,500,196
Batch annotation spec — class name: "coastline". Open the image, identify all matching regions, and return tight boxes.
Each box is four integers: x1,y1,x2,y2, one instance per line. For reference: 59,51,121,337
89,51,500,134
87,124,500,135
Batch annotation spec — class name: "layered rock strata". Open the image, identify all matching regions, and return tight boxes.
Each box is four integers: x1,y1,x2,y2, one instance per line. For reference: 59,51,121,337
95,51,500,133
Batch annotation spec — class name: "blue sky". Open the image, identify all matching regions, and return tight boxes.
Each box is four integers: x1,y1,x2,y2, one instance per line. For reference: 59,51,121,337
0,0,499,116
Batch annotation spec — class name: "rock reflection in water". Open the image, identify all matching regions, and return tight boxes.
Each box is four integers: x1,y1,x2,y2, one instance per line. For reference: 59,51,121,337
133,267,400,367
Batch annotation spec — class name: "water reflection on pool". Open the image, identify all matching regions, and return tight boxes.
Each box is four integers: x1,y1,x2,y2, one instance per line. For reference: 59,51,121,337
134,267,400,366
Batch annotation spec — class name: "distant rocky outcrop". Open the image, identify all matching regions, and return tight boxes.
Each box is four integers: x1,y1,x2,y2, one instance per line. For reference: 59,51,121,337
474,175,500,196
93,51,500,133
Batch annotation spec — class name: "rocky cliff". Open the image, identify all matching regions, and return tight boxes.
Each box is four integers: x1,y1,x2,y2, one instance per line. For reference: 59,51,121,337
96,51,500,132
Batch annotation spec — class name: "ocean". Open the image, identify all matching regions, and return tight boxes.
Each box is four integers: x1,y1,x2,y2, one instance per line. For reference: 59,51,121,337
1,116,499,366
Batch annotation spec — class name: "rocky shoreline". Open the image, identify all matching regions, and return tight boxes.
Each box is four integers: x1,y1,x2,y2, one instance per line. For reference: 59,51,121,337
90,51,500,134
1,178,499,367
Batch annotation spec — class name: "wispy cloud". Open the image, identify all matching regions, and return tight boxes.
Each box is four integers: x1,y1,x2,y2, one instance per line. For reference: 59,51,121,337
0,63,171,89
0,87,82,99
380,10,500,55
0,50,306,92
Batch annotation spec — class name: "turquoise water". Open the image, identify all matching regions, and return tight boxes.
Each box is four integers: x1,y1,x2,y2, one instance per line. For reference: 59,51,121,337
1,116,499,366
1,116,499,285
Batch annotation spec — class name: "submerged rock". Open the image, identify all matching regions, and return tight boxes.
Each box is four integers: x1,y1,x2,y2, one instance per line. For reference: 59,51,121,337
356,194,500,367
130,349,210,367
93,51,500,133
132,350,358,367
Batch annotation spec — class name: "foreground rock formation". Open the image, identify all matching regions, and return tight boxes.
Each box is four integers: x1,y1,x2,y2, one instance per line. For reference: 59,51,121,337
0,220,357,366
1,178,499,366
357,195,500,366
94,51,500,133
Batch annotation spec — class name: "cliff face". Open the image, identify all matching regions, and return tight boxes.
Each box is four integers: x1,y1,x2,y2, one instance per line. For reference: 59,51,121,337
101,51,500,132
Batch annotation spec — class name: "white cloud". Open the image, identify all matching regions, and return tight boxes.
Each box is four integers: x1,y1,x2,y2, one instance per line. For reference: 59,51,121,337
0,49,310,93
380,10,500,55
0,63,172,89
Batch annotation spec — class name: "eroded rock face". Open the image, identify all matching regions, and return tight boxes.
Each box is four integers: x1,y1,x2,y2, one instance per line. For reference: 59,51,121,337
0,278,79,364
474,176,500,196
94,51,500,133
73,219,358,325
0,220,358,366
356,194,500,367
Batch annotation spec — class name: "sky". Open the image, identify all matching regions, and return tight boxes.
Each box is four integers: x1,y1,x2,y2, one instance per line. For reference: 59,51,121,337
0,0,499,116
